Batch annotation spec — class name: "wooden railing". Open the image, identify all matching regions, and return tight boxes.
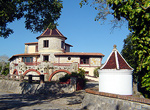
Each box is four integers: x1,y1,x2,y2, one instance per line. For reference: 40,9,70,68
0,74,44,84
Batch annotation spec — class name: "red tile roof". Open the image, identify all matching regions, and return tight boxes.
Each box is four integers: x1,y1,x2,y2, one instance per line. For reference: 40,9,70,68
101,45,133,70
117,52,132,69
102,52,117,69
36,28,67,39
9,53,40,61
25,42,38,45
55,52,104,57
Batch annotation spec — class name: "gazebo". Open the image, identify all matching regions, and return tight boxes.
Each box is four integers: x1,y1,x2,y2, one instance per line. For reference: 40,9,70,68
98,45,133,95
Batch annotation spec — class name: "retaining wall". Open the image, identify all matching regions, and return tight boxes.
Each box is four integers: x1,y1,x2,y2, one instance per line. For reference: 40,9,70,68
0,79,76,94
0,80,22,93
82,88,150,110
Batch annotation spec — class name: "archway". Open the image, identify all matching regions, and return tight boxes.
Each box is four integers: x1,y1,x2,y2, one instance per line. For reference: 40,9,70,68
13,69,18,75
49,69,71,81
23,69,41,76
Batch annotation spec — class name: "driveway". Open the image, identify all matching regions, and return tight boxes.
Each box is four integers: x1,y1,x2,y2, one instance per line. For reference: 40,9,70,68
0,81,98,110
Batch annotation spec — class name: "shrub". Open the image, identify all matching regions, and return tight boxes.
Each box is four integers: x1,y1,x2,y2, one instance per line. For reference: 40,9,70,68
94,67,100,78
59,68,87,89
59,74,70,82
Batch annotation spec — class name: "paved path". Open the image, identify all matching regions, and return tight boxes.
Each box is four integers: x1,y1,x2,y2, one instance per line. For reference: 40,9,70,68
0,90,85,110
0,81,98,110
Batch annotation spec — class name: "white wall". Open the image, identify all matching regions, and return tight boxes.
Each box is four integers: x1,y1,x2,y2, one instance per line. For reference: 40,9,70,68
99,69,133,95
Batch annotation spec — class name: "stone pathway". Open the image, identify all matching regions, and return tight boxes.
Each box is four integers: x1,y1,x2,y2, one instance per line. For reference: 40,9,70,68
0,90,85,110
0,81,98,110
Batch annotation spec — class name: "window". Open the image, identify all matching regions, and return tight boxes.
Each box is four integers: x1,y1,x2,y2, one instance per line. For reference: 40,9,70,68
43,55,49,61
61,41,65,49
80,56,89,64
22,57,33,62
36,45,38,52
85,71,89,75
65,46,70,52
43,40,49,48
26,57,30,62
68,57,71,60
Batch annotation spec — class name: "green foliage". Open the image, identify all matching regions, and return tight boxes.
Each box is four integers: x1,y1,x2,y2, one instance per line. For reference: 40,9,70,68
93,67,100,78
80,0,150,97
0,0,63,38
138,68,150,98
59,68,87,87
0,63,9,76
59,68,86,82
121,33,139,82
59,73,70,82
0,55,9,75
142,71,150,92
77,68,86,79
0,66,1,72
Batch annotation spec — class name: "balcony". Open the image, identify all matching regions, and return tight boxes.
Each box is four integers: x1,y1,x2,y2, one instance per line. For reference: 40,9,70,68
24,62,41,66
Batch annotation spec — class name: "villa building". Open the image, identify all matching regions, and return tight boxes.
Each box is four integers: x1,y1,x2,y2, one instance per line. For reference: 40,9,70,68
9,28,104,81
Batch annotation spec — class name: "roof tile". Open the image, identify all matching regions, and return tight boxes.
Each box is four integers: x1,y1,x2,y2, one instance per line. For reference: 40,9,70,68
102,52,117,69
37,28,67,39
101,45,133,70
55,52,104,57
9,53,40,61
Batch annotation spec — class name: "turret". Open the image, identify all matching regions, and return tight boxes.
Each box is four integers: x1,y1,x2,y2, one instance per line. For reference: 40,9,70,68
37,28,67,53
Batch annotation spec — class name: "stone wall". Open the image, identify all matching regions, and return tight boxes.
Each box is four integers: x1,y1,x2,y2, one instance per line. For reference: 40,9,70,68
0,79,76,94
38,37,64,53
0,80,22,93
10,62,79,81
90,57,101,66
58,56,80,63
82,88,150,110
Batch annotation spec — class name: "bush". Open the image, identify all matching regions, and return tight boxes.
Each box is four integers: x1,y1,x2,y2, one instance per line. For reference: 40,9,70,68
0,63,9,76
59,68,87,89
94,67,100,78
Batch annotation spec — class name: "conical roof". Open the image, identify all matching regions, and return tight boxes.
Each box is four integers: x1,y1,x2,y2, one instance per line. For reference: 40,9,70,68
101,45,133,70
36,28,67,39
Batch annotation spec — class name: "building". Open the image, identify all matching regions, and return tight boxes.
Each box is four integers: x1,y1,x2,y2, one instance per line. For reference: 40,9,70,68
99,45,133,95
9,28,104,81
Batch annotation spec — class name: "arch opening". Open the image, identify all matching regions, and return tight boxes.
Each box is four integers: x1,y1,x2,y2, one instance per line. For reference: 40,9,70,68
23,69,41,76
49,69,71,81
13,69,18,75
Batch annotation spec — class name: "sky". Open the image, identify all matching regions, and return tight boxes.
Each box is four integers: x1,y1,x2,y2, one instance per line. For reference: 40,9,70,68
0,0,130,63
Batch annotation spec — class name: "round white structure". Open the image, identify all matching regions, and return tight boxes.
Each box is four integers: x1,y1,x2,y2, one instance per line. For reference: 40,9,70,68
99,45,133,95
99,69,133,95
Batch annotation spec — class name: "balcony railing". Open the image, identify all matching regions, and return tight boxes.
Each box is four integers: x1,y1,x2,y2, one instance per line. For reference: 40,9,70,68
24,62,41,66
53,63,72,66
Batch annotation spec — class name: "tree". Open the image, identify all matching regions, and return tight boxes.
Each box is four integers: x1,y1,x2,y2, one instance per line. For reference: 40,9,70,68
121,33,138,82
0,0,63,38
80,0,150,97
0,55,9,75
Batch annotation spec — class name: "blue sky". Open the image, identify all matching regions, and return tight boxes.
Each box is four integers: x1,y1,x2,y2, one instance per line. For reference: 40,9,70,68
0,0,130,63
